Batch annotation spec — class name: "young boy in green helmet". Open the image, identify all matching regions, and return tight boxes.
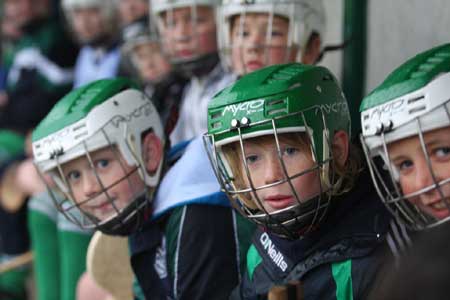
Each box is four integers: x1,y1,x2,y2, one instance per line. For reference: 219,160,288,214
204,63,392,299
32,77,255,300
360,43,450,257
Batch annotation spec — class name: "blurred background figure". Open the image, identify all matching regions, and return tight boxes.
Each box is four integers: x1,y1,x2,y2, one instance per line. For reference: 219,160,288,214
116,0,149,27
0,0,78,299
120,15,187,135
217,0,325,76
0,0,77,133
62,0,121,87
151,0,233,146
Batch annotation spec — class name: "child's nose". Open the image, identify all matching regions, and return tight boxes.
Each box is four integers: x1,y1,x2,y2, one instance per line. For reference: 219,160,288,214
82,171,101,197
264,157,285,185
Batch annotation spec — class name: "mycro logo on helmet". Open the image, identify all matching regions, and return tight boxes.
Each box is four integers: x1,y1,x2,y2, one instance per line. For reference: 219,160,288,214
260,232,288,272
111,102,154,128
223,99,264,117
314,102,349,116
367,98,405,120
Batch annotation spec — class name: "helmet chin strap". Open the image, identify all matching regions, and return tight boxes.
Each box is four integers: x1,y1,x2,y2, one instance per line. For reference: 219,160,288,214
173,52,220,78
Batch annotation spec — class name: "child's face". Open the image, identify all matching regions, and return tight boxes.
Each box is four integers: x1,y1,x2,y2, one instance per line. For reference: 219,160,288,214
132,42,171,83
159,6,217,62
118,0,148,26
230,13,296,75
70,7,106,44
237,135,320,213
388,126,450,220
59,146,145,222
4,0,34,28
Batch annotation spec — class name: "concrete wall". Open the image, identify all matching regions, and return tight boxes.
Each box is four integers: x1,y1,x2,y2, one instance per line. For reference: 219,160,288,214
319,0,344,83
366,0,450,92
320,0,450,95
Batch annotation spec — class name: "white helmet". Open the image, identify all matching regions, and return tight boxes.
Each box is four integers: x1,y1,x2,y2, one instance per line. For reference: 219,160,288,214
62,0,118,38
33,78,165,235
150,0,222,76
360,43,450,231
217,0,326,71
151,0,221,16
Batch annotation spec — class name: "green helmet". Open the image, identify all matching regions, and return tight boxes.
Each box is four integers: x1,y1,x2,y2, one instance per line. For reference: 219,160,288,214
360,43,450,230
204,63,350,238
218,0,326,74
32,78,165,235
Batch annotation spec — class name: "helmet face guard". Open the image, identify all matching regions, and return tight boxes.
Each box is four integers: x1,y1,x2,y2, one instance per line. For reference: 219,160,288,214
33,79,165,235
360,44,450,231
151,0,221,76
217,0,325,75
204,109,336,239
361,98,450,231
121,18,170,84
204,63,350,239
37,122,151,235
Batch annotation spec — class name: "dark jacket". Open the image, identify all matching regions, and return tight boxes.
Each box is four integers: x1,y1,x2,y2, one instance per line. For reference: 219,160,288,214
128,138,256,300
232,171,391,300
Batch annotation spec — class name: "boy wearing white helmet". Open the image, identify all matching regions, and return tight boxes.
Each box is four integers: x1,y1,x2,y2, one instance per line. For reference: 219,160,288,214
218,0,325,75
360,43,450,256
151,0,235,146
33,78,255,299
62,0,122,87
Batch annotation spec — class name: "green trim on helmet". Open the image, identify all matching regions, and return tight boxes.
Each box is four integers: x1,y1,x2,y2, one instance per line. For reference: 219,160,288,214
207,63,350,162
32,78,139,142
360,43,450,112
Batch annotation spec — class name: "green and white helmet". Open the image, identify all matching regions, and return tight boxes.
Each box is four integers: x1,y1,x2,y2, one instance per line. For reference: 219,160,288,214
32,78,165,235
217,0,325,73
360,43,450,231
150,0,221,76
204,63,350,238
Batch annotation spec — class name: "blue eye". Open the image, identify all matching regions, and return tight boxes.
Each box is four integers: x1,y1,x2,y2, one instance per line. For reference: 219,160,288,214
271,30,283,37
245,154,259,164
67,170,81,182
435,147,450,158
95,159,110,169
283,147,299,156
397,160,413,171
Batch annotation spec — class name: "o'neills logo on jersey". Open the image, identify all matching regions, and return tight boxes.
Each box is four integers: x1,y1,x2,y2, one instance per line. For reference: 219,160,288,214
260,232,288,272
222,99,265,117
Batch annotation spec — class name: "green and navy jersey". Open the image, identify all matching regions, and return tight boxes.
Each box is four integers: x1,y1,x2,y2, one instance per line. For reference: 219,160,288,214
232,171,391,300
129,137,256,299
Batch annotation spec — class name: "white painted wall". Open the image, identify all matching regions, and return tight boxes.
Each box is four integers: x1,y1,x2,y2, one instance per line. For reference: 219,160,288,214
319,0,344,83
366,0,450,93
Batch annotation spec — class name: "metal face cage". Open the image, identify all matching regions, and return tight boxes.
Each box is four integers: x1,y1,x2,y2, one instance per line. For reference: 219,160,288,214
361,100,450,231
204,108,335,239
218,3,299,75
36,121,150,233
